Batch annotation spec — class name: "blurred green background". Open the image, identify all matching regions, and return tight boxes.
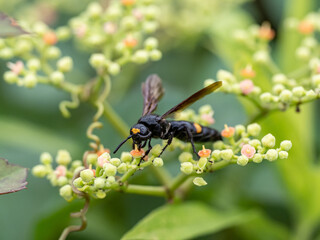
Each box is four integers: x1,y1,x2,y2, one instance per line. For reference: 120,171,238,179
1,0,320,239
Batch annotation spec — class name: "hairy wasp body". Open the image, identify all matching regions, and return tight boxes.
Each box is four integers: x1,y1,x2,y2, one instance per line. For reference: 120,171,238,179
113,75,222,158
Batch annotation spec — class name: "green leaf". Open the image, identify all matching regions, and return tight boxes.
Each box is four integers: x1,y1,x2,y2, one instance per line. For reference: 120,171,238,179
0,158,27,195
122,202,257,240
0,12,29,38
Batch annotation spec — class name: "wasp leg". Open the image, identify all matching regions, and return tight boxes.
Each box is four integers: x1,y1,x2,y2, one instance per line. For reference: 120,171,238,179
185,127,200,159
141,140,147,148
158,132,174,157
139,139,153,165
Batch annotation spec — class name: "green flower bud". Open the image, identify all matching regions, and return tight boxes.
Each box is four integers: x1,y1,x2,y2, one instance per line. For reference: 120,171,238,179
213,140,224,150
253,50,269,63
198,157,207,169
73,177,84,188
45,46,61,59
233,29,248,42
0,48,13,59
94,177,106,188
108,62,120,75
143,21,158,33
211,150,221,160
56,26,71,40
272,84,285,95
153,157,164,167
96,190,106,199
121,152,132,163
252,153,263,163
15,40,32,55
265,149,278,161
280,140,292,151
279,89,293,102
57,176,68,186
59,184,73,198
89,53,106,68
193,177,207,186
144,37,158,50
87,153,98,165
272,74,287,84
217,70,236,83
303,37,317,48
292,86,305,98
80,169,95,183
32,164,47,177
150,144,162,156
220,149,233,161
249,139,261,149
4,71,18,84
204,79,215,87
145,6,159,19
261,134,276,148
247,123,261,137
237,155,249,166
199,104,213,115
27,58,41,71
50,71,64,84
178,152,193,162
33,21,48,34
56,150,72,165
57,56,73,72
296,46,310,60
24,74,37,88
87,2,102,18
107,6,122,19
252,86,261,95
110,158,121,167
260,92,272,103
117,163,127,174
279,151,289,159
132,50,149,64
180,162,194,175
304,90,316,100
235,124,246,136
71,160,83,169
103,163,117,176
121,16,137,30
40,152,53,165
86,34,105,46
149,49,162,61
312,74,320,86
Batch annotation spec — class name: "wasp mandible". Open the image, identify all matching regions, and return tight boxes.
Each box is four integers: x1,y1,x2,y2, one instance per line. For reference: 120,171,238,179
114,74,222,158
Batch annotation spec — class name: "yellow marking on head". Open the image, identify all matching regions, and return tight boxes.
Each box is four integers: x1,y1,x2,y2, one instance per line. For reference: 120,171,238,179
193,123,202,133
132,128,140,134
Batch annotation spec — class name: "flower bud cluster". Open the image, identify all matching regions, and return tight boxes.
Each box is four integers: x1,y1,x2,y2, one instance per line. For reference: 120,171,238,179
1,23,72,89
32,146,164,201
177,123,292,186
70,1,161,75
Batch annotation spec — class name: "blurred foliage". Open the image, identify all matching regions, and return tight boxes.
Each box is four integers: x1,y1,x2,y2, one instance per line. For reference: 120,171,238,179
1,0,320,240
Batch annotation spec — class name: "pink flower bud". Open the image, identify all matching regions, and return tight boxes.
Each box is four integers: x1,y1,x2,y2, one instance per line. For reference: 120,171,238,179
97,153,110,167
241,144,256,159
132,9,143,21
239,79,254,95
103,22,117,34
55,165,67,178
7,61,24,75
74,24,87,38
201,113,215,125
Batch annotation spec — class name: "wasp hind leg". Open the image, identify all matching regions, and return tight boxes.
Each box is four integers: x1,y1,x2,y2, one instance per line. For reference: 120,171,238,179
185,127,200,159
158,132,174,157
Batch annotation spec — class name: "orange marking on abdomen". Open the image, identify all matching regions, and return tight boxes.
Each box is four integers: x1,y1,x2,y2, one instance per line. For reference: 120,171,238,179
193,123,202,133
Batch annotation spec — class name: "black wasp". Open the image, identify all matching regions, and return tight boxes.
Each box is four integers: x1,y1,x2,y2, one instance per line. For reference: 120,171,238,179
114,74,222,159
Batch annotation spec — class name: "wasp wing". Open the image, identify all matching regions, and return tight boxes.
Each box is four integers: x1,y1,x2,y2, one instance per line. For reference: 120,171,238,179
161,81,222,119
142,74,165,116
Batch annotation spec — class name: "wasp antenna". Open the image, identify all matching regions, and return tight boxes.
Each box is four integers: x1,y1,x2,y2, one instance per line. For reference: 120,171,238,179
113,135,132,154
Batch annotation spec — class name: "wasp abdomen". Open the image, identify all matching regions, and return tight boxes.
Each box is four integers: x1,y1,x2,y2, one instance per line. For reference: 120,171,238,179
168,121,221,143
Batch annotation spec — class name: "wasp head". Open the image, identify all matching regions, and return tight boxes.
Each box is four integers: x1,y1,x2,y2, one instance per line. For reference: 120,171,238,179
130,124,151,146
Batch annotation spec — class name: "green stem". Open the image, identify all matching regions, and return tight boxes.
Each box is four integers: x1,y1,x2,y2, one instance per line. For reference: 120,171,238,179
150,166,172,187
103,101,130,138
211,160,232,171
123,184,166,197
169,173,192,193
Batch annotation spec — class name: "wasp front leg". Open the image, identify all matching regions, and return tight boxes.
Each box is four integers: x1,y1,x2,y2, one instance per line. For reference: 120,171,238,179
139,139,153,165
